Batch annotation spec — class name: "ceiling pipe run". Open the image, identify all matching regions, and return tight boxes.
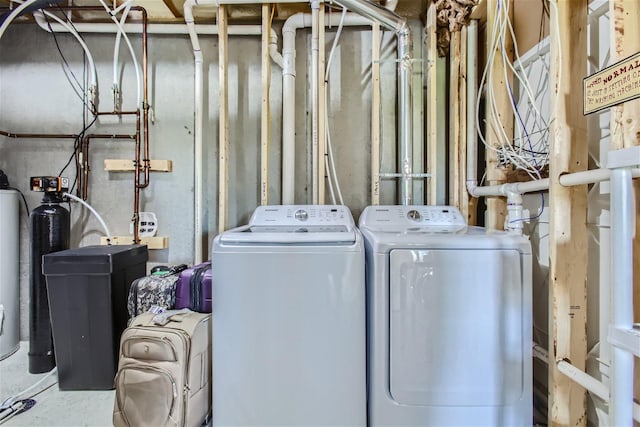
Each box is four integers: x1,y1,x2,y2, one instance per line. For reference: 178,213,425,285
329,0,414,205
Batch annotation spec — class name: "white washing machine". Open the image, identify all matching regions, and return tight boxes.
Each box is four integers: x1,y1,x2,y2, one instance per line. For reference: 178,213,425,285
359,205,532,426
211,205,366,426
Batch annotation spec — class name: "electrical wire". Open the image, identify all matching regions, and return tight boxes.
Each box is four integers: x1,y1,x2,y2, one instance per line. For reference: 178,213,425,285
0,367,57,412
476,0,552,179
323,6,347,205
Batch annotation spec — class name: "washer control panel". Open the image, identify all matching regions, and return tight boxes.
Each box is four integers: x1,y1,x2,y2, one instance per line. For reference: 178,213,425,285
249,205,355,231
359,205,466,231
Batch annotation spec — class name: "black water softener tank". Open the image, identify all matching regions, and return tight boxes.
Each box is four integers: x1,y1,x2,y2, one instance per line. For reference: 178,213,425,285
29,189,70,373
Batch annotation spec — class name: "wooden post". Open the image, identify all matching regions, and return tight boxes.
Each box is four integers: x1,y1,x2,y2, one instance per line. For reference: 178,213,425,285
449,31,461,208
458,27,471,223
611,0,640,415
425,2,439,205
371,22,381,206
485,0,512,230
260,3,271,206
218,4,229,233
318,4,326,204
548,0,588,425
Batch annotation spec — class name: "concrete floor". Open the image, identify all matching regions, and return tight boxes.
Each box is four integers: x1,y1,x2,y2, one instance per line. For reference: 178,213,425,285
0,342,114,427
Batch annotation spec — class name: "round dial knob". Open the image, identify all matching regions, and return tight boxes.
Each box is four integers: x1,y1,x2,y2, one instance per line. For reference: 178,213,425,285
407,210,421,221
294,209,308,222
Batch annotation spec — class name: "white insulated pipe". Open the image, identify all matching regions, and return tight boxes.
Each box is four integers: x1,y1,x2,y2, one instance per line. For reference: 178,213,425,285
331,0,412,205
609,166,635,426
184,0,214,264
279,12,373,204
557,360,609,402
33,14,262,35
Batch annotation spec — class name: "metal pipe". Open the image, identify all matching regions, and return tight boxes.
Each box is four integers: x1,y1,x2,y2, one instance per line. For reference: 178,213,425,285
184,0,211,263
609,167,634,426
466,20,478,195
136,6,151,190
0,131,77,139
330,0,412,205
279,12,371,204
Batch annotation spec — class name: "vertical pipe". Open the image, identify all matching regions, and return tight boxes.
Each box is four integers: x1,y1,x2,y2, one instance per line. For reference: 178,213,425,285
466,20,478,193
610,167,634,426
281,15,303,205
218,4,229,233
261,3,271,206
317,5,326,204
397,27,412,205
311,1,320,204
371,22,381,205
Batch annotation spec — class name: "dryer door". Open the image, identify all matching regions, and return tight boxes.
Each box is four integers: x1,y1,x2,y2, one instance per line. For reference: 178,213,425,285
389,248,524,407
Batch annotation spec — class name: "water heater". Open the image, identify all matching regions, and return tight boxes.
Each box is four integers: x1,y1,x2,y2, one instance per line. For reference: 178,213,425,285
0,189,20,360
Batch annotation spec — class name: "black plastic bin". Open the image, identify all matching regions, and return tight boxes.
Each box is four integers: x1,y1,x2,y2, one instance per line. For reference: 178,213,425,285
42,245,148,390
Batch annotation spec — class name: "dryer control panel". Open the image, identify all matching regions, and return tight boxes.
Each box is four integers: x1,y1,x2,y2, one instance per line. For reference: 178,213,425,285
359,205,466,231
249,205,355,232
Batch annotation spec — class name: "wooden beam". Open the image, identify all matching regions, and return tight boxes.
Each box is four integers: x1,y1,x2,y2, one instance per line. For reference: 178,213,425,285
425,2,439,205
449,31,462,208
548,0,588,425
484,0,512,230
104,159,173,172
611,0,640,416
318,5,326,204
162,0,182,18
260,3,271,206
218,4,229,233
371,22,381,206
458,27,471,223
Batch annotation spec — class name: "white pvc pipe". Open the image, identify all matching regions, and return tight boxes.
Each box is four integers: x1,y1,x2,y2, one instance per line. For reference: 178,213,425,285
557,360,609,402
63,193,113,241
184,0,214,264
97,0,142,109
0,0,39,42
33,18,262,35
111,0,133,109
466,20,478,193
28,9,99,109
609,167,634,426
279,12,371,204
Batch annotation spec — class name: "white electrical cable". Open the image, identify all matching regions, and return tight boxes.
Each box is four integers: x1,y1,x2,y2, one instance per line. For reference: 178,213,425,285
476,0,552,179
0,0,39,42
98,0,142,109
323,6,347,205
0,367,57,411
63,193,113,242
112,0,134,108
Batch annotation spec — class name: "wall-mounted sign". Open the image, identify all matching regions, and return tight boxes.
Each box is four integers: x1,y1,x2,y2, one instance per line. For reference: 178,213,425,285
584,52,640,115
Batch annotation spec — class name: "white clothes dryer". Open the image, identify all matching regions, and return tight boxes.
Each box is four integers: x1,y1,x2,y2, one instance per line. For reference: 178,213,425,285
211,205,366,426
359,205,532,426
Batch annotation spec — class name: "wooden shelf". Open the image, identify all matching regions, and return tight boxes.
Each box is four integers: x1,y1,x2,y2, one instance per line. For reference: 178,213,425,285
104,159,173,172
100,236,169,249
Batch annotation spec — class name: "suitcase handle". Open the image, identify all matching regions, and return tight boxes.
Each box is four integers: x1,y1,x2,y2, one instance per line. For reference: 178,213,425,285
152,308,192,326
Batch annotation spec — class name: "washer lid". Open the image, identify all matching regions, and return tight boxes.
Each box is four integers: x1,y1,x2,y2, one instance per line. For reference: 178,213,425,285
359,205,466,233
220,205,357,244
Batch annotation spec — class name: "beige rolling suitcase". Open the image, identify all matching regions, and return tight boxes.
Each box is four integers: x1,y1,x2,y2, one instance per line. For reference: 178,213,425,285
113,310,211,427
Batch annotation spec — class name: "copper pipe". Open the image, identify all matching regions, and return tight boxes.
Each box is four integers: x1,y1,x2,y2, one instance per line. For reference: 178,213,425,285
79,130,140,243
0,130,77,139
80,133,136,200
136,6,151,190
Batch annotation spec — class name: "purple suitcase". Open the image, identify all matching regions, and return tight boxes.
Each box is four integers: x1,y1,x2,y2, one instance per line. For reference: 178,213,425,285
174,261,212,313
